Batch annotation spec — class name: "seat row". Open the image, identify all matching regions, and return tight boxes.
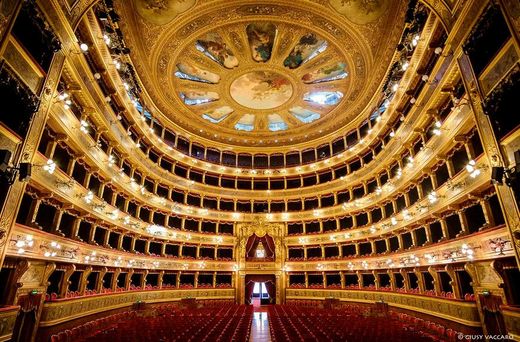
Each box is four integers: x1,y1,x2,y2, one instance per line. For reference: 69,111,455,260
268,304,469,342
50,303,252,342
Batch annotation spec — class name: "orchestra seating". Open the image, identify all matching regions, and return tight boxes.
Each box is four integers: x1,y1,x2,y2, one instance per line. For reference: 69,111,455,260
268,304,468,342
50,303,252,342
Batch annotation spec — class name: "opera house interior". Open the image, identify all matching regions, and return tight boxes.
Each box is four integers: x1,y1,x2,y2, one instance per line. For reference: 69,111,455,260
0,0,519,341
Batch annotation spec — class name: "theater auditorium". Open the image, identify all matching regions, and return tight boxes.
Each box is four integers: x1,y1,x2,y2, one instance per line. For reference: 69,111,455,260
0,0,519,341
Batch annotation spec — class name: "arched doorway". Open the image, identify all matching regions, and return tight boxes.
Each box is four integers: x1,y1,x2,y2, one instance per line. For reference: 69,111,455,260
245,274,276,305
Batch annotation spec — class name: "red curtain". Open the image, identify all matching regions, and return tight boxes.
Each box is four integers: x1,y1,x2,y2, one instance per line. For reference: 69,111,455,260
17,293,41,313
264,280,276,304
245,234,275,260
245,281,255,305
245,275,276,304
479,294,503,313
262,235,275,257
245,234,257,257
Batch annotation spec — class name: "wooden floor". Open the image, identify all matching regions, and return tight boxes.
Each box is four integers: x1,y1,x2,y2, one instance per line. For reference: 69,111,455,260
250,310,271,341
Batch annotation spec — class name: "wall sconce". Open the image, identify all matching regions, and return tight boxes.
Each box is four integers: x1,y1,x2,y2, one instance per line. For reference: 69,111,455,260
41,240,61,257
460,244,475,260
11,234,34,254
83,191,94,204
434,46,453,57
466,160,482,178
79,120,89,133
424,253,437,264
114,256,123,266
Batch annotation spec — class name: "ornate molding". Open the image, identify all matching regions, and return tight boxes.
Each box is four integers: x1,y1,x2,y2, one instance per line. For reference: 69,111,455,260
39,288,235,326
286,288,481,326
0,306,18,342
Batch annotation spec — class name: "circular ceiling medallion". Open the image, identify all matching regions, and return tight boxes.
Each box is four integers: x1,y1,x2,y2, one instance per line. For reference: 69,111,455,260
119,0,408,147
229,71,293,110
173,24,351,133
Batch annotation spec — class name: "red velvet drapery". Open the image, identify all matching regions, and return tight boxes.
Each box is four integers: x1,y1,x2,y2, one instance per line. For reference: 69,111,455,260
479,294,503,313
245,274,276,304
245,234,275,260
264,280,276,304
245,281,255,305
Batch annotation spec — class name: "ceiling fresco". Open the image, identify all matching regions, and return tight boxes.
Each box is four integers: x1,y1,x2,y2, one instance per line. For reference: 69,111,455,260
119,0,407,148
171,27,348,133
133,0,197,25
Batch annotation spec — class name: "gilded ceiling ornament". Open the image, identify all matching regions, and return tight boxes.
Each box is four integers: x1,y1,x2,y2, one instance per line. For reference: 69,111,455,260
134,0,196,25
329,0,390,24
117,0,405,147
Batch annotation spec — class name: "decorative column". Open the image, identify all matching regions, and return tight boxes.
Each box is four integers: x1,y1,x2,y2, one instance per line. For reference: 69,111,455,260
144,240,151,255
399,269,410,292
103,229,111,248
112,268,121,291
387,270,396,291
158,270,164,289
88,224,97,244
141,270,149,289
414,268,425,294
458,53,520,265
24,197,41,228
117,234,124,251
96,267,108,293
444,264,462,299
176,271,181,289
58,265,75,298
373,270,380,290
130,236,136,253
397,234,404,251
51,210,63,235
322,272,327,289
78,266,92,296
428,266,441,296
356,271,363,289
458,211,470,236
424,224,433,244
440,219,449,240
125,269,134,291
161,242,167,257
70,217,82,240
480,199,496,228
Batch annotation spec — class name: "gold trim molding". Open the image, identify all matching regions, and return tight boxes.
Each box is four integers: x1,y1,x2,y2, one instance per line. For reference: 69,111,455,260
286,288,481,327
39,288,235,326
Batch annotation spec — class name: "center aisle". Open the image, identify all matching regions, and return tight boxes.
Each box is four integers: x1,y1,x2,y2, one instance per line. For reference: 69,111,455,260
250,307,272,342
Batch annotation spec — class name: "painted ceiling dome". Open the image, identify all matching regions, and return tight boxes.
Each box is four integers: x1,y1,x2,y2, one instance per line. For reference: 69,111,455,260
175,26,347,132
117,0,408,148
